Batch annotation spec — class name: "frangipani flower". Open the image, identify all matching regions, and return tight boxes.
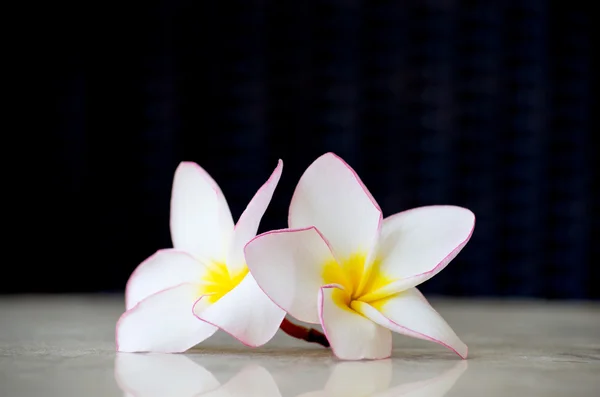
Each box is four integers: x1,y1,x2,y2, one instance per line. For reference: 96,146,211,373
116,160,285,352
245,153,475,360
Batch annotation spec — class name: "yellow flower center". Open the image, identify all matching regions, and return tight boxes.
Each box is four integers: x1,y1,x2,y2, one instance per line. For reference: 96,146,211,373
322,252,393,309
198,262,248,304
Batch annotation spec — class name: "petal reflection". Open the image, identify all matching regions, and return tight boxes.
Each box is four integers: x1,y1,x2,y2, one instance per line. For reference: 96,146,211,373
114,353,282,397
375,361,467,397
327,360,393,396
202,365,281,397
114,353,220,397
298,360,466,397
296,360,392,397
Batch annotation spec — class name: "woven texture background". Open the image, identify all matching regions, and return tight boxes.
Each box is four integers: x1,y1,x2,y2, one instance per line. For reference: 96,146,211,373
24,1,596,298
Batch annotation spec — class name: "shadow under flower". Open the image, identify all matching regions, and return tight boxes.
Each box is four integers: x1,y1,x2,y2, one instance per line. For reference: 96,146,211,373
114,353,467,397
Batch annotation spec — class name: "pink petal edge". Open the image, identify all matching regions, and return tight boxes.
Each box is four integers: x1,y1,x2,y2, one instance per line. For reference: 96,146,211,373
318,284,392,360
243,225,337,324
383,205,475,288
124,249,200,310
179,161,226,199
227,159,283,271
287,152,383,271
191,296,263,348
233,159,283,232
355,290,468,359
192,274,285,347
116,283,217,353
288,152,383,227
391,312,468,360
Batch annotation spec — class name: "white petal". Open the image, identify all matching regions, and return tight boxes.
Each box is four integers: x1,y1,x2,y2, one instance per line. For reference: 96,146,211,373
289,152,382,262
116,283,217,353
364,206,474,298
375,361,467,397
323,361,392,397
244,227,337,324
114,353,220,397
193,274,285,347
318,284,392,360
227,160,283,274
202,365,282,397
352,288,467,358
170,162,234,261
125,249,204,310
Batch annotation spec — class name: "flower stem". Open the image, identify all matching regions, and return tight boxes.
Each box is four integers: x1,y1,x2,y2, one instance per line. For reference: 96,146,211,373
279,318,330,348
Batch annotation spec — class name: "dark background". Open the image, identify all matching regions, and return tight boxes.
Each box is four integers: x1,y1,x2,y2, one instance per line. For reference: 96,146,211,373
19,1,596,299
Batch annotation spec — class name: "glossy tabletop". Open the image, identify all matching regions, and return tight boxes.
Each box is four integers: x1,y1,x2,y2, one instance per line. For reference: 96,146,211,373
1,295,598,396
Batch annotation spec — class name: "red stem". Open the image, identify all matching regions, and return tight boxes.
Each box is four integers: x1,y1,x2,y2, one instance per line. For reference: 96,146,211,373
279,318,330,347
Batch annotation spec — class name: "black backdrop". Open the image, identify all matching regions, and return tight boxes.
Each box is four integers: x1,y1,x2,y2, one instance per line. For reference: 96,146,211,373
21,1,596,299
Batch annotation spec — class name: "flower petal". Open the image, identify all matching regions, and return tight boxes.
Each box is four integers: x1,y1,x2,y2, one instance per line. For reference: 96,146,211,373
170,162,234,262
289,152,382,262
202,365,281,397
193,274,285,347
226,160,283,274
319,284,392,360
353,288,467,358
364,206,474,298
114,353,220,397
125,249,205,310
116,283,217,353
244,227,337,324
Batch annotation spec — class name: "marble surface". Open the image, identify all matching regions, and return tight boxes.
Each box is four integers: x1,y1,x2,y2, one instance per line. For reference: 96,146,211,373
0,295,598,397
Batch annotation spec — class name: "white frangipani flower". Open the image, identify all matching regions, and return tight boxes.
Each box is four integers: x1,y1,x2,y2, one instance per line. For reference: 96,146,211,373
116,160,285,352
245,153,475,360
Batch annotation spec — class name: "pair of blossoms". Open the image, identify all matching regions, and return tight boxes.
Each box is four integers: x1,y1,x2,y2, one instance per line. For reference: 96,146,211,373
116,153,475,360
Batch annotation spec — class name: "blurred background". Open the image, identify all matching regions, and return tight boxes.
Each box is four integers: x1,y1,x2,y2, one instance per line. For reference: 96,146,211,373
18,1,596,299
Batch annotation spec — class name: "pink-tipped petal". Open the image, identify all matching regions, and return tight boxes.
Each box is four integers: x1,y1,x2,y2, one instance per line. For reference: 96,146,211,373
116,283,217,353
114,353,221,397
193,274,285,347
244,227,337,324
368,206,475,297
353,288,468,359
318,284,392,360
289,153,382,261
170,162,234,262
125,249,205,310
227,160,283,274
202,365,281,397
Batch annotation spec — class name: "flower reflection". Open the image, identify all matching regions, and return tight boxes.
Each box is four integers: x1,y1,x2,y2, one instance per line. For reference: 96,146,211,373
298,360,393,397
114,353,280,397
377,361,467,397
298,359,467,397
115,353,466,397
115,354,220,397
